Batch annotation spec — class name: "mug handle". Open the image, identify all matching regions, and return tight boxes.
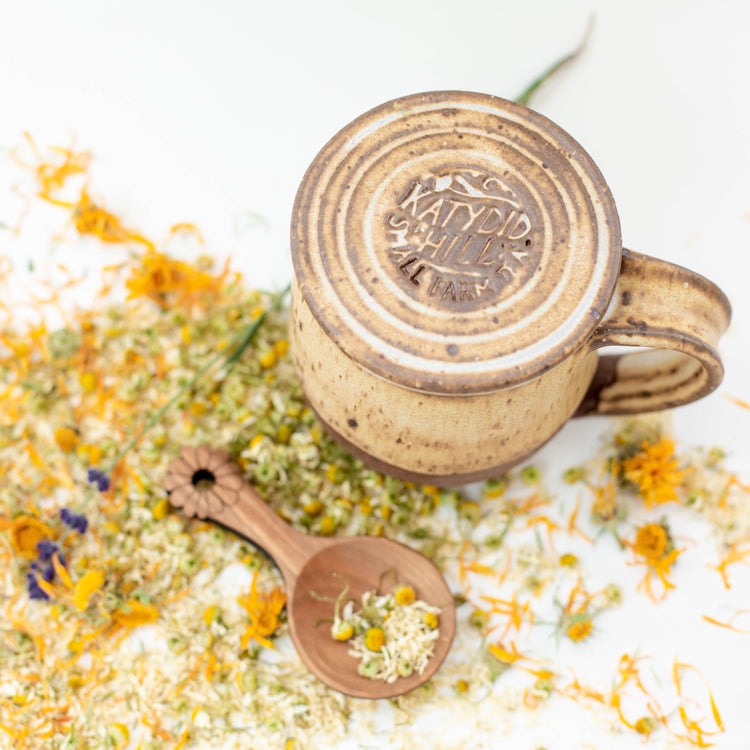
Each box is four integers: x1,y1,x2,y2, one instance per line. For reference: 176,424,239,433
575,248,731,416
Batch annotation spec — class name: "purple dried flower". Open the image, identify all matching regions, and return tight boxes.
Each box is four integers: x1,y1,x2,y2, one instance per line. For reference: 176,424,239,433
36,539,59,561
87,468,111,492
60,507,88,534
26,572,50,601
72,515,88,534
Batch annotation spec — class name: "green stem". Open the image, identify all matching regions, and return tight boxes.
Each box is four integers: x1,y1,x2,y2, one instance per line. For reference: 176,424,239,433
495,511,515,547
515,16,594,106
105,283,291,473
224,282,291,367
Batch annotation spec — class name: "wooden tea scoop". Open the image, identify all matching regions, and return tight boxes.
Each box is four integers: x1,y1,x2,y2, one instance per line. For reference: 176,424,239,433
164,444,456,699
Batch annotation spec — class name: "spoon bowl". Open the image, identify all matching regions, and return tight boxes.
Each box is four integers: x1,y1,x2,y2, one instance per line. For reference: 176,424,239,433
165,444,455,699
289,535,454,698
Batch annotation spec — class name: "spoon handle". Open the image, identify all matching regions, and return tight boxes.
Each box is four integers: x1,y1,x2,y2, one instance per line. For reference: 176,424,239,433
164,444,331,582
216,485,332,581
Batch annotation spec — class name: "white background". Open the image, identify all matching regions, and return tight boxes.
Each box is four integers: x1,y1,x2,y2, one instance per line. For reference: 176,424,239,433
2,1,749,748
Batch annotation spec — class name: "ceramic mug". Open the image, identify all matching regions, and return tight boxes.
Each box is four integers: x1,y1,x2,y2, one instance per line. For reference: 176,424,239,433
289,91,731,485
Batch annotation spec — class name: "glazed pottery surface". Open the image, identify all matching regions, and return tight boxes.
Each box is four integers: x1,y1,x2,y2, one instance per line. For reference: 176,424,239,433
289,91,731,484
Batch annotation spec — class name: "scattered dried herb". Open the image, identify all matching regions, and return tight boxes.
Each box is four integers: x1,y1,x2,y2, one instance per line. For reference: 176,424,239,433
2,107,747,749
319,574,441,683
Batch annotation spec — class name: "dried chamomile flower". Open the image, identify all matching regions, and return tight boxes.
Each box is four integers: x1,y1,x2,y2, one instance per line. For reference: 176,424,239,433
323,575,441,683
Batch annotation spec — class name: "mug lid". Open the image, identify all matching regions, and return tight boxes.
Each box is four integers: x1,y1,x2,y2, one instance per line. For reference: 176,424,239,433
291,91,622,395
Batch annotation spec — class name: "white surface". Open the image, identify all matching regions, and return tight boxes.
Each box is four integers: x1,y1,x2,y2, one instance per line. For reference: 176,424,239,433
2,1,750,748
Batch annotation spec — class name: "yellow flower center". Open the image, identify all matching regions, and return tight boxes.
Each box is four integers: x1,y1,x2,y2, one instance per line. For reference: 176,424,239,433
634,523,668,561
394,585,416,606
364,627,385,652
622,439,685,507
255,609,280,636
10,516,52,559
566,618,593,642
54,426,80,453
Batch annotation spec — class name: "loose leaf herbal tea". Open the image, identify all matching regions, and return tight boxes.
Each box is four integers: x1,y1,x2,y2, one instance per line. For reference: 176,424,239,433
1,135,746,749
323,576,441,682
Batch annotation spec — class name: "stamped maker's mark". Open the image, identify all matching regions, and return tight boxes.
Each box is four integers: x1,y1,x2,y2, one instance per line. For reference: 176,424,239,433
384,169,537,303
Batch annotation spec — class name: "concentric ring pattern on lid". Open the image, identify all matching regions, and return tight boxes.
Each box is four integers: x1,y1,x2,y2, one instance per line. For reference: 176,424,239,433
291,91,622,395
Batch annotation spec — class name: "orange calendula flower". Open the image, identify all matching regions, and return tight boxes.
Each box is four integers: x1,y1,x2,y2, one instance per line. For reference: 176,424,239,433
71,188,154,249
622,438,686,507
672,659,725,745
113,599,160,628
237,570,286,650
633,716,660,738
125,251,226,309
634,523,669,561
488,640,526,664
16,137,153,249
16,133,91,201
566,617,593,642
608,653,668,738
559,580,597,642
630,522,683,601
7,515,53,559
590,468,620,523
54,426,80,453
74,569,105,612
38,554,106,611
713,539,750,589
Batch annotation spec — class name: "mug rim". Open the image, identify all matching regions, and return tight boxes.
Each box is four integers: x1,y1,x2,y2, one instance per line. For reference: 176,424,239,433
290,90,622,395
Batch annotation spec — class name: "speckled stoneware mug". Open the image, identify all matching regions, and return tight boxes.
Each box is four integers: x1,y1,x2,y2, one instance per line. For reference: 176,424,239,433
289,91,731,485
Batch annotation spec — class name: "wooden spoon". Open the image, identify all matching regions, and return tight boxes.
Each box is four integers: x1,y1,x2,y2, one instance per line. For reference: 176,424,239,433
164,444,455,699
